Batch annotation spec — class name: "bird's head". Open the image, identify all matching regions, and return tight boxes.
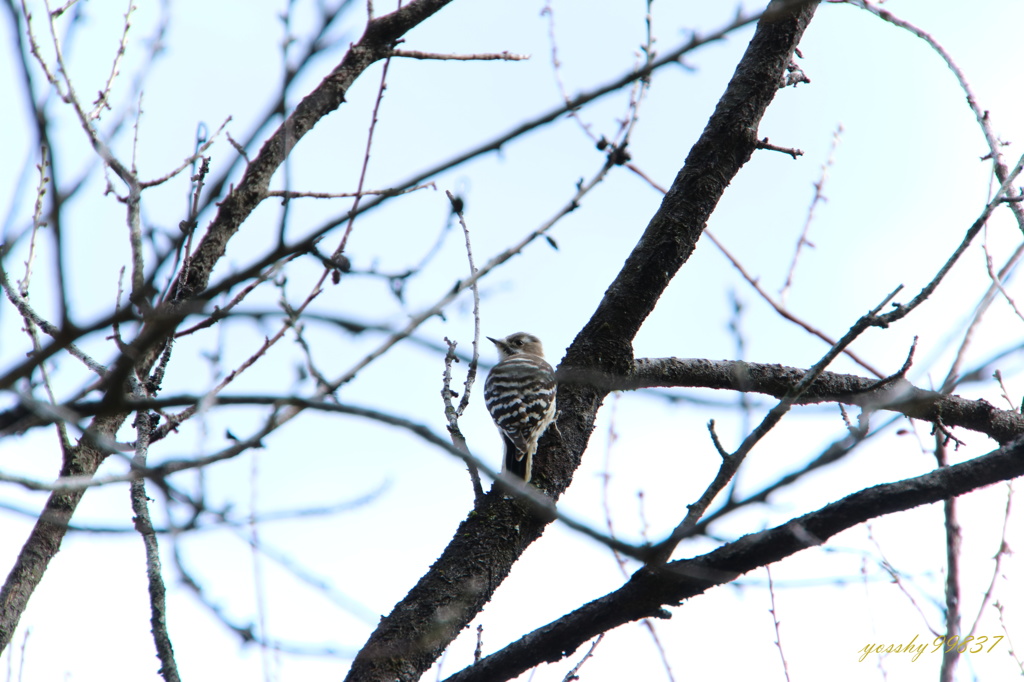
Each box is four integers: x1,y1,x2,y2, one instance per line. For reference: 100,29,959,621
487,332,545,360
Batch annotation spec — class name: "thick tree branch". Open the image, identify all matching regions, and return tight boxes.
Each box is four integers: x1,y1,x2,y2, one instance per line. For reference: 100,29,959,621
173,0,454,300
9,357,1021,445
0,0,454,656
559,357,1024,444
563,0,819,376
0,415,115,651
444,437,1024,682
343,3,821,680
164,2,786,320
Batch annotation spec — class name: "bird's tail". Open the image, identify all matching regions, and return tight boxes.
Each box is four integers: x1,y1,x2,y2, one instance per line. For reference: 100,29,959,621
502,433,531,482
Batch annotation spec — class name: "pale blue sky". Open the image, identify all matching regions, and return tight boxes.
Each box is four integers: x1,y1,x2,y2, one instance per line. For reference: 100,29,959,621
2,1,1023,680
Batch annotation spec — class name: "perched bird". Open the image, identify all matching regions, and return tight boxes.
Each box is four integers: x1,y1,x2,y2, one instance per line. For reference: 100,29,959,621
484,332,557,483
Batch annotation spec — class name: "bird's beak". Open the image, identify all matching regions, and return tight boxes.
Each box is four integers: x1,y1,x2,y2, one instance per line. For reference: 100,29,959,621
486,336,499,345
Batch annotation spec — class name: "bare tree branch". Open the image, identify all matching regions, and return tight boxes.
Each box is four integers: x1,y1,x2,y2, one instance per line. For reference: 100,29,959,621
443,436,1024,682
0,0,458,654
343,3,823,680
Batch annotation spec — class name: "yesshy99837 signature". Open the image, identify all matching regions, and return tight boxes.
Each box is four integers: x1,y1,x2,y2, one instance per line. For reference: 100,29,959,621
858,634,1004,662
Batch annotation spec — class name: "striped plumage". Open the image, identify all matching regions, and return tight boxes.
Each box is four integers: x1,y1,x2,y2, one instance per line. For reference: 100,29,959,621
484,332,557,483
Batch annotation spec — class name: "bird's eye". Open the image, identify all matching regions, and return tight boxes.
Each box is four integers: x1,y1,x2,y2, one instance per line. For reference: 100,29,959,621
513,339,523,346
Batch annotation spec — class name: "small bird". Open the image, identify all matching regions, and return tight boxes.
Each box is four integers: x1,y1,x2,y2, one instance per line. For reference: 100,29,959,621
484,332,557,483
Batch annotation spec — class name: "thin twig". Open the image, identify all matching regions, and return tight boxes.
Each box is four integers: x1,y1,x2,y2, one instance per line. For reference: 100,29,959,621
935,437,962,682
849,0,1024,233
983,243,1024,324
448,190,481,418
267,182,435,201
389,49,528,61
442,338,484,502
140,117,230,189
780,124,842,302
965,482,1014,640
626,164,884,378
766,565,792,682
876,150,1024,328
866,525,942,636
754,137,803,158
705,229,884,377
559,634,604,682
87,0,134,120
0,263,107,377
128,378,181,682
249,449,273,682
1,395,651,559
331,45,393,261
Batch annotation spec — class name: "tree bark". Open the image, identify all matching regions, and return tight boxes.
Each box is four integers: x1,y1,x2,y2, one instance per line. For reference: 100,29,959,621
344,2,821,680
